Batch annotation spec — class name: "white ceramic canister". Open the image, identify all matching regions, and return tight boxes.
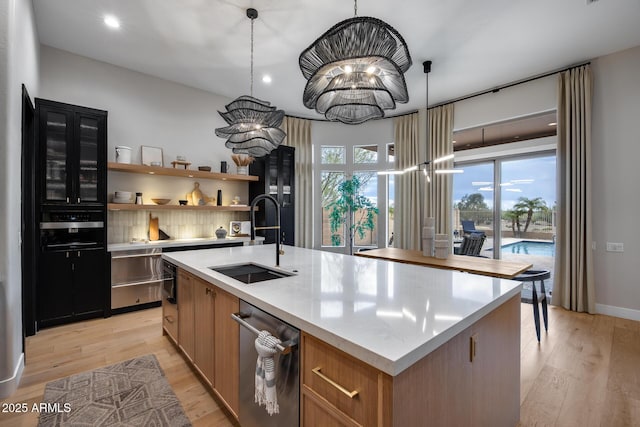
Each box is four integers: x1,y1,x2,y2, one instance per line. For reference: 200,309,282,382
115,146,132,164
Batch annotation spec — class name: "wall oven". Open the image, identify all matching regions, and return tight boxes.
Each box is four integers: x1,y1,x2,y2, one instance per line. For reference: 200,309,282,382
40,210,104,251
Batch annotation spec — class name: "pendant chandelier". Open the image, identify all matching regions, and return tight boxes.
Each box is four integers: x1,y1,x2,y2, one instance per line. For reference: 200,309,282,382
215,8,285,158
298,0,412,124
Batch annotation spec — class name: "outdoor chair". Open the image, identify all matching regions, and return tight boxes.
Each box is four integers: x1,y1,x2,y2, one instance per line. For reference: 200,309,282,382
461,220,486,237
454,234,486,256
515,269,551,342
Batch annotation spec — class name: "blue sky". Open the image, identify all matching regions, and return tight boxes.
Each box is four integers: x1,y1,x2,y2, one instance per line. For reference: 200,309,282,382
453,155,556,210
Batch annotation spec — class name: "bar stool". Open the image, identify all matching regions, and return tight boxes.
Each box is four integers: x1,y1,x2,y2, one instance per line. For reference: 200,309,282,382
515,270,551,342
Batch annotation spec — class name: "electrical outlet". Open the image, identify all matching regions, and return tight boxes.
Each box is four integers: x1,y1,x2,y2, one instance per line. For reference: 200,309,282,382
606,242,624,252
592,241,596,250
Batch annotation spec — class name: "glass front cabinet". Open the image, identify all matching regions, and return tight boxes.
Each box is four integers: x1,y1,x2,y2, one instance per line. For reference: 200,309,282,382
37,99,107,206
249,145,295,246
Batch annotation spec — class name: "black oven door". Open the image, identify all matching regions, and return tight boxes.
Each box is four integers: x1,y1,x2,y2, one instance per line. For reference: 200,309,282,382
40,221,104,251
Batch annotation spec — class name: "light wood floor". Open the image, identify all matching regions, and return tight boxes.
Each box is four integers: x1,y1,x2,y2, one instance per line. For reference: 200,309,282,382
1,304,638,426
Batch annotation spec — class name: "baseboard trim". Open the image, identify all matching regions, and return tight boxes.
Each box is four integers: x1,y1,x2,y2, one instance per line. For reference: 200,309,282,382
0,352,24,398
596,303,640,322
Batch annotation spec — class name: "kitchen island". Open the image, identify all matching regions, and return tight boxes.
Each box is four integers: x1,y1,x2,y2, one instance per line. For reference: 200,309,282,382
163,244,522,426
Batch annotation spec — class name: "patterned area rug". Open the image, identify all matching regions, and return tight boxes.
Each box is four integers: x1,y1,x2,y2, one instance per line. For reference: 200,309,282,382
37,354,191,426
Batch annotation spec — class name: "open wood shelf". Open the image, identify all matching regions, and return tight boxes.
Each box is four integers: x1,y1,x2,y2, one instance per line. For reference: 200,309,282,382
107,162,259,182
107,203,253,212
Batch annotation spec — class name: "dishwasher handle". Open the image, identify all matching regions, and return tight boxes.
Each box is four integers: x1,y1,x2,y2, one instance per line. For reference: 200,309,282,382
231,312,297,355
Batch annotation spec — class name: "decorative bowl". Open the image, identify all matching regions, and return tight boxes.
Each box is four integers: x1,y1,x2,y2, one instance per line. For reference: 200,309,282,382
178,200,188,205
198,166,211,172
151,198,171,205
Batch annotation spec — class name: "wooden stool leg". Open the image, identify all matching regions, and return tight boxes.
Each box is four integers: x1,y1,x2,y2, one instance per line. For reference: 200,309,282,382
532,285,541,342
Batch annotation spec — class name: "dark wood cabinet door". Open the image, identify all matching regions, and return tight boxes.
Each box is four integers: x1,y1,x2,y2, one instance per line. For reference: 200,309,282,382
37,249,106,328
249,145,295,245
37,251,74,325
39,105,74,205
74,112,106,205
72,249,107,316
36,99,107,207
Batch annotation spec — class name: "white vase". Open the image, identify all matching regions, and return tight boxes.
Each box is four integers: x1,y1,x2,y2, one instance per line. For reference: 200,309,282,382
237,166,248,175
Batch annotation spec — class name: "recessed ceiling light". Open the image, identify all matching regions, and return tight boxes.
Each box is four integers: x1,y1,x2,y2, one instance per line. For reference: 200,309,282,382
104,15,120,29
548,122,557,126
262,75,272,84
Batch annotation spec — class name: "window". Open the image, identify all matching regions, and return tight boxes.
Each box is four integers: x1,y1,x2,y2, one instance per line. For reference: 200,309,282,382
354,145,378,164
321,146,345,164
314,141,394,254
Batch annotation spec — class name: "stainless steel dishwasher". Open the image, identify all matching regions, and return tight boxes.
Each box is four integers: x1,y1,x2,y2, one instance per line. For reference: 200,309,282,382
233,300,299,427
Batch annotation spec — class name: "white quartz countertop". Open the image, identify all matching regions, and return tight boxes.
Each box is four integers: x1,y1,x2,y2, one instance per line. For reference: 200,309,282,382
108,236,263,252
163,245,522,376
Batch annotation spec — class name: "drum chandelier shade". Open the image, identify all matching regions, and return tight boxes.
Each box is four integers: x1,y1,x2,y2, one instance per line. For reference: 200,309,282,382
299,1,412,124
215,8,285,157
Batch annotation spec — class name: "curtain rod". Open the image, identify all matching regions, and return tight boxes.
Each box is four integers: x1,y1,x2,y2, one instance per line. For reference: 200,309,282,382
285,60,591,122
429,60,591,109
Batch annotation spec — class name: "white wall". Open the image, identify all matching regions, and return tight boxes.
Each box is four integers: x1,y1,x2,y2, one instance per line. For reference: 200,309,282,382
39,46,251,243
591,46,640,319
453,75,557,130
0,0,39,397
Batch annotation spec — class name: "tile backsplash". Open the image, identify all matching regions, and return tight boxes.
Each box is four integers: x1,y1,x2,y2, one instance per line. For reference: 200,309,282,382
108,210,250,243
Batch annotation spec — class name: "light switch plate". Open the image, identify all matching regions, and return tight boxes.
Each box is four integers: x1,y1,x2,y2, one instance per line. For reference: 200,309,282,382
606,242,624,252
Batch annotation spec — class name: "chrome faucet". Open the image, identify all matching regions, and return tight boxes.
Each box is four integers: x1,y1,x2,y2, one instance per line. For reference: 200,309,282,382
250,194,282,267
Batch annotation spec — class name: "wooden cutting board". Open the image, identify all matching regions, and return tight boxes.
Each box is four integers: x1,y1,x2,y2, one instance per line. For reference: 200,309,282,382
149,213,159,241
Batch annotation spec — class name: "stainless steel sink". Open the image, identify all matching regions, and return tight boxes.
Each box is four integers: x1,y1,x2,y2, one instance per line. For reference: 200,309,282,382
209,263,294,284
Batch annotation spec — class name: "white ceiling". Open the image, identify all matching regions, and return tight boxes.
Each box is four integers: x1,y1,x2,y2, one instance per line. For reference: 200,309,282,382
33,0,640,120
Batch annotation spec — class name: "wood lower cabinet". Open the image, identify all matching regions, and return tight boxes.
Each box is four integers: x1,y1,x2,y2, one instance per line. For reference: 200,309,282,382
162,296,178,343
174,269,239,419
177,270,195,360
194,279,215,384
301,295,521,427
213,287,239,416
301,333,392,427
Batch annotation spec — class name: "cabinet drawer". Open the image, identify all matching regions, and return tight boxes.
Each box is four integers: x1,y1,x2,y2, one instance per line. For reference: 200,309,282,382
162,298,178,342
111,281,161,309
302,333,384,426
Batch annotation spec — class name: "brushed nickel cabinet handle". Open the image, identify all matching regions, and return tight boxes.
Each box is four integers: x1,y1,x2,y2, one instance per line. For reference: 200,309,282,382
311,367,359,398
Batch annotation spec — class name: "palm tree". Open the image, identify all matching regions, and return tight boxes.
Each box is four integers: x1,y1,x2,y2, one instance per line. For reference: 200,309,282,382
513,197,548,232
503,209,526,237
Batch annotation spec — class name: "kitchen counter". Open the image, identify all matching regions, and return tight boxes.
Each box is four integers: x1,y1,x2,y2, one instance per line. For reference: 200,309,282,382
163,244,522,376
108,236,263,252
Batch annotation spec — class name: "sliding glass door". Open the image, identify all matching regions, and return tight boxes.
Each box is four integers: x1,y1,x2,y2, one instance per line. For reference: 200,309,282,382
453,153,556,262
452,162,495,256
499,155,556,268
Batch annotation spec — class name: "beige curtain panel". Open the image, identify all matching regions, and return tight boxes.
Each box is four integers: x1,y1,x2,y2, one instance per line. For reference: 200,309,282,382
425,104,454,237
393,112,422,250
282,116,313,248
553,64,595,313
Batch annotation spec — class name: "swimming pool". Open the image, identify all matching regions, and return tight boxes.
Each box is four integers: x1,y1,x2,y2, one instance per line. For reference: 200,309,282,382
501,241,555,257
